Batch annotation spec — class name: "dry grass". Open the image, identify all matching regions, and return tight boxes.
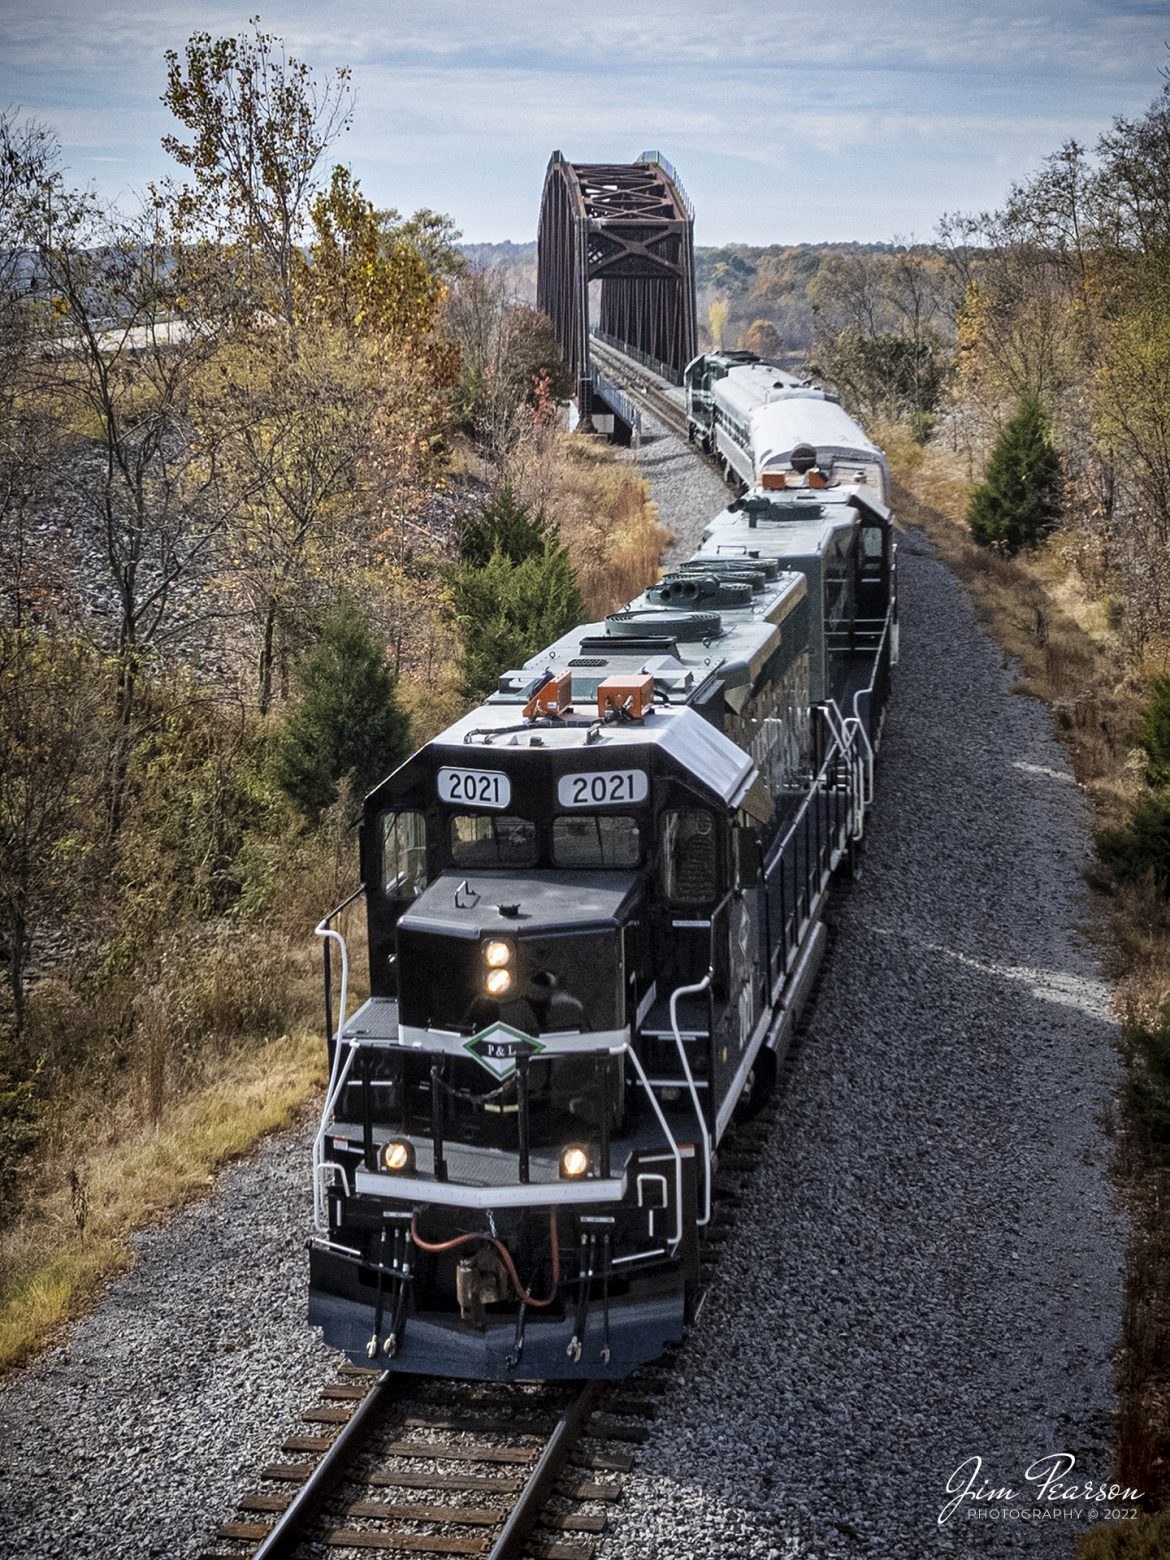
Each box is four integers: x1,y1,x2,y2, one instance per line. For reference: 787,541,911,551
0,1024,326,1370
884,423,1170,1529
516,427,673,618
878,422,1144,829
1078,1508,1170,1558
0,853,365,1374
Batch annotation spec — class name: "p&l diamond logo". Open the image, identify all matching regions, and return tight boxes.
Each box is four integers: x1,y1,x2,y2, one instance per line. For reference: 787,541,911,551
463,1022,544,1080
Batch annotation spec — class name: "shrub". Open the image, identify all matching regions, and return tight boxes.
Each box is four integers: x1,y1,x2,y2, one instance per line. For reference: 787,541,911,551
968,394,1063,553
451,543,585,700
457,485,550,568
1078,1510,1170,1558
1096,791,1170,892
1137,676,1170,787
274,603,411,821
1125,1005,1170,1156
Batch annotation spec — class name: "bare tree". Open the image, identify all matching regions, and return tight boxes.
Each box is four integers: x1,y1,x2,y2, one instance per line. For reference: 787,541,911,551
26,185,249,829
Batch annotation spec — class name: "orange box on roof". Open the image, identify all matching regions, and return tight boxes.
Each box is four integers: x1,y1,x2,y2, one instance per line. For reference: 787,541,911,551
523,670,572,719
597,673,654,719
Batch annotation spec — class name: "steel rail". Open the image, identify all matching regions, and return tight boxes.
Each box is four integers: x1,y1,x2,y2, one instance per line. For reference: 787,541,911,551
589,339,691,441
488,1381,602,1560
250,1371,395,1560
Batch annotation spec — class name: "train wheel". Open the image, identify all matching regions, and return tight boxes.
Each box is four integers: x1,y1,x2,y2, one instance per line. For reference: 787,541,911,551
735,1047,777,1121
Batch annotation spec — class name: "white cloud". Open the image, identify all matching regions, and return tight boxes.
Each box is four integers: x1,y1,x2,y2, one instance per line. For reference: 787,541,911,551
1,0,1166,242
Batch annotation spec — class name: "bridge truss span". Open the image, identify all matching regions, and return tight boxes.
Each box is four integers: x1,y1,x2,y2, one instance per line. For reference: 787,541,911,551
537,151,697,424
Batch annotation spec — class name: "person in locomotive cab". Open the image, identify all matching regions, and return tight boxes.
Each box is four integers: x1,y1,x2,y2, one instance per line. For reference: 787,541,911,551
788,442,828,489
525,969,586,1031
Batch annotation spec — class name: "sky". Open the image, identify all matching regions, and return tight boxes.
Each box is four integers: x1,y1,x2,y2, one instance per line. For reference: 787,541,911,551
1,0,1168,247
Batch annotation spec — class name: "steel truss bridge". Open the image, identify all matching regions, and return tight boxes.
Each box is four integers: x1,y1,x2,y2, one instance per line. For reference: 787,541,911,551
536,151,697,432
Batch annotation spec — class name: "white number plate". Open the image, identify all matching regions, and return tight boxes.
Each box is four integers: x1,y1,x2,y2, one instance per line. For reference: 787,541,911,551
438,767,512,808
557,770,649,808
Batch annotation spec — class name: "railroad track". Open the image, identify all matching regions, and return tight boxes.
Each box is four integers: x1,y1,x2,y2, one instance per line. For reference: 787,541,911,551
203,1091,804,1560
202,1369,654,1560
589,338,691,442
202,1073,815,1560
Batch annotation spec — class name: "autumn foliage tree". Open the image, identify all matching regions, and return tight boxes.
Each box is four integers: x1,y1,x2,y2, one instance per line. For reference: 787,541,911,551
161,20,353,325
304,167,444,341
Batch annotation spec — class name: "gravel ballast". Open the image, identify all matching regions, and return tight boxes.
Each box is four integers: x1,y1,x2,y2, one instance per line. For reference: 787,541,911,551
0,1121,338,1557
598,422,1125,1557
1,421,1124,1558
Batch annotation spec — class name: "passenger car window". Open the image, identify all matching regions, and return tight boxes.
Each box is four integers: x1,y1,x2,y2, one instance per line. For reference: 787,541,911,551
552,815,641,868
382,810,427,899
451,813,537,867
659,808,718,905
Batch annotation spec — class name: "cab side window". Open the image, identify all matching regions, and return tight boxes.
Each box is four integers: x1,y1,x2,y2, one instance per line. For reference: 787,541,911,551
660,808,719,906
382,810,427,900
861,525,884,577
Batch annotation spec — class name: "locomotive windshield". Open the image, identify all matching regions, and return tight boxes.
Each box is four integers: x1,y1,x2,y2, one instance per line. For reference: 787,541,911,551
551,815,641,868
451,814,538,867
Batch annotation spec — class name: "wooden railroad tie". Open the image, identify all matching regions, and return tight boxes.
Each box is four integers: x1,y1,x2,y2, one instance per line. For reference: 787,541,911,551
281,1433,335,1453
344,1500,505,1525
383,1439,539,1464
324,1533,488,1554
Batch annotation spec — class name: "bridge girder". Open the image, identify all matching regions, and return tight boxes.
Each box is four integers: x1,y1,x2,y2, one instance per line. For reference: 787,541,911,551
536,152,697,417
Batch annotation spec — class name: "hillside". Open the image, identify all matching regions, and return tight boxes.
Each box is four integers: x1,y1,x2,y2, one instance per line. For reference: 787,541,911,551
459,238,915,356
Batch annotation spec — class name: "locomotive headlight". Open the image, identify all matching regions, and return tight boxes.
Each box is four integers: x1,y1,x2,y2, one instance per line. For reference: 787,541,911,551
560,1145,590,1179
483,939,513,969
485,967,513,998
381,1140,415,1173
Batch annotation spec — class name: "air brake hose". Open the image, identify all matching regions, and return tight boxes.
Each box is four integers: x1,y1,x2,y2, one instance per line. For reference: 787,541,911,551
409,1208,561,1308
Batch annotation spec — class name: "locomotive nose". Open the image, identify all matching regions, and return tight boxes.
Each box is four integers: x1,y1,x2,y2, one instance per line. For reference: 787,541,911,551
395,869,638,1042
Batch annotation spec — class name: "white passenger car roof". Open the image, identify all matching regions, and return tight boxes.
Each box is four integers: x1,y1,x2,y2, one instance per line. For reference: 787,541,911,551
752,395,885,468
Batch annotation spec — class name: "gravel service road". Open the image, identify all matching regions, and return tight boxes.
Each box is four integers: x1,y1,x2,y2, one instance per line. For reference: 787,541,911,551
0,420,1124,1559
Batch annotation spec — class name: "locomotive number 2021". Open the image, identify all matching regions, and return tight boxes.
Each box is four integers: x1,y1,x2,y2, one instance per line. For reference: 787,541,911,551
438,768,512,808
557,770,649,808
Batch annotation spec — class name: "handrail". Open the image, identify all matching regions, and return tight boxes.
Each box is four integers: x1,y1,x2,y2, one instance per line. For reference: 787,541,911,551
849,607,894,803
764,739,840,877
820,700,866,841
313,885,365,1233
313,1040,358,1231
316,884,364,1044
626,1046,685,1253
637,149,695,220
762,750,833,990
669,969,714,1226
592,327,680,389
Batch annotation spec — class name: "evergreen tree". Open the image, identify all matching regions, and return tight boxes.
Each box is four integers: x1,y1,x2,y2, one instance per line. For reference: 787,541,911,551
274,603,410,821
1138,677,1170,788
968,395,1063,554
457,485,551,569
1096,791,1170,894
451,544,585,700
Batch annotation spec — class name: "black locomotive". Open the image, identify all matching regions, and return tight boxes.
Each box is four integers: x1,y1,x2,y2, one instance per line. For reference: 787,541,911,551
307,450,896,1381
